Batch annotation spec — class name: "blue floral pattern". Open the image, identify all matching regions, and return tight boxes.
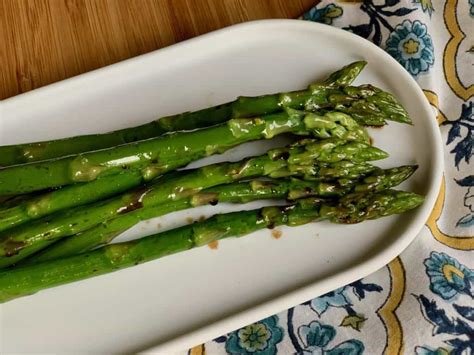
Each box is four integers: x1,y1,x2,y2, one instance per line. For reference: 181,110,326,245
386,20,434,76
298,321,364,355
224,316,283,355
443,102,474,169
308,280,382,331
424,252,474,300
416,250,474,354
443,102,473,228
200,1,473,353
415,294,474,354
303,3,343,25
456,181,474,227
283,279,381,352
344,0,416,46
310,287,351,316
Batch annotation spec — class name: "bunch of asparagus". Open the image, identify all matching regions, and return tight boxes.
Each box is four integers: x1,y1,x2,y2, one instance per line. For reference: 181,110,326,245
0,61,423,303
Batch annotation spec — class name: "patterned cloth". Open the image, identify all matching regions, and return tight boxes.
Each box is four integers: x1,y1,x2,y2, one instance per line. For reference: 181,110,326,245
188,1,473,354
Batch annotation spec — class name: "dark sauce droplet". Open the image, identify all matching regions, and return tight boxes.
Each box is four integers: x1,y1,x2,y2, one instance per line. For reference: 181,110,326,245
3,240,27,257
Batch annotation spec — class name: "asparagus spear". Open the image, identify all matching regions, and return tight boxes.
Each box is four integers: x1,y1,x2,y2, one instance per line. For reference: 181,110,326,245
0,137,386,232
0,66,413,170
0,138,384,266
0,110,370,195
0,163,189,233
22,165,417,264
0,192,43,210
0,62,368,167
305,84,410,126
0,189,424,303
0,171,143,232
20,180,337,264
321,61,367,86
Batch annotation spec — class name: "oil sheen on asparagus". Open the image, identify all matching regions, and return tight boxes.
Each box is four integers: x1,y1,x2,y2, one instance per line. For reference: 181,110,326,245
0,189,424,303
21,165,416,264
0,62,422,306
0,138,388,267
0,61,409,166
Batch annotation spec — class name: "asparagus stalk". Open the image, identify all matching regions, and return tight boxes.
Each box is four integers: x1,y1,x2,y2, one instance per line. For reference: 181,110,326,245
0,109,370,195
22,165,417,264
0,62,367,167
0,66,412,170
0,138,385,266
0,61,367,166
20,180,336,264
0,193,43,210
0,171,144,232
0,137,386,232
305,84,410,126
0,189,424,303
0,163,190,233
321,61,367,86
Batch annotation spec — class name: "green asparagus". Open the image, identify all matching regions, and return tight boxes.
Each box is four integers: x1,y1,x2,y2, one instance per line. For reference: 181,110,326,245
0,166,188,233
22,165,417,264
0,138,385,266
305,84,410,126
0,61,367,167
321,61,367,86
0,137,387,232
0,110,370,195
0,193,43,210
20,179,336,264
0,189,424,303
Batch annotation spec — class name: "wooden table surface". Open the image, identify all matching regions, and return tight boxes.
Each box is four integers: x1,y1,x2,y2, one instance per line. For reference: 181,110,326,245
0,0,316,100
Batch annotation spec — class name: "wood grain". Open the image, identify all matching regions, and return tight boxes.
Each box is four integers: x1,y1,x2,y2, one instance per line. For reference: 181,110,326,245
0,0,316,100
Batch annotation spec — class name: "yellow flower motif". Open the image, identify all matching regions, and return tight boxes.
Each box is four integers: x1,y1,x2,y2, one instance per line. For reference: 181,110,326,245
404,39,420,55
238,323,271,351
325,6,343,19
226,316,283,354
